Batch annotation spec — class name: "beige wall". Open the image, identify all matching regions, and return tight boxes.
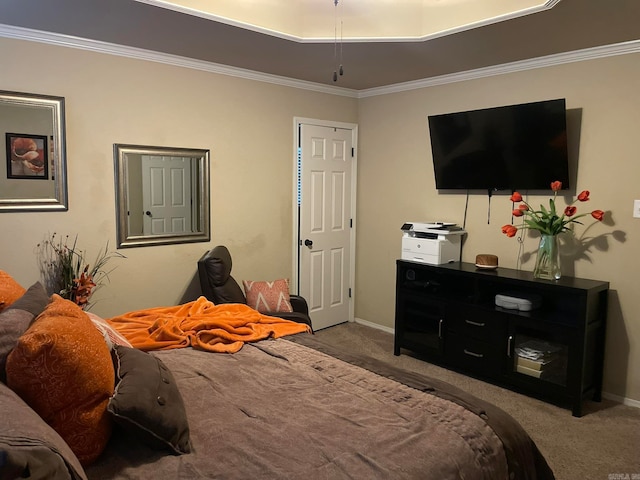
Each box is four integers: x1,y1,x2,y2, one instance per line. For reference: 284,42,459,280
0,37,357,316
1,36,638,405
356,53,640,403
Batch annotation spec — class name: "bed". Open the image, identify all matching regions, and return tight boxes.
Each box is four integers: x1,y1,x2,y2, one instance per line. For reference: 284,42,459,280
0,278,555,480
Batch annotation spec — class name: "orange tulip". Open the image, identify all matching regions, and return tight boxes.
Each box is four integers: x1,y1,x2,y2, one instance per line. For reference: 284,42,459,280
578,190,590,202
502,225,518,237
502,180,605,238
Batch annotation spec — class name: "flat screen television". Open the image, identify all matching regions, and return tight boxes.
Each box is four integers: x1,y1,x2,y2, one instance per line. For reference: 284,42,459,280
428,99,570,191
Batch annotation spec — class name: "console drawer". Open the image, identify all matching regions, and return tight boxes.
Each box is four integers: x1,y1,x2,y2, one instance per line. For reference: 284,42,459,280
445,333,503,376
447,304,506,342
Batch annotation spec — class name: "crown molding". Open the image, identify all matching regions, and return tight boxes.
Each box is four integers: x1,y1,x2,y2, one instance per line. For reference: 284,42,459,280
0,24,359,98
1,23,639,99
357,39,640,98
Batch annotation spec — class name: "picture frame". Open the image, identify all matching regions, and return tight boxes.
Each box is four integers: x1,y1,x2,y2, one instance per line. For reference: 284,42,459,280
5,132,49,180
0,90,67,212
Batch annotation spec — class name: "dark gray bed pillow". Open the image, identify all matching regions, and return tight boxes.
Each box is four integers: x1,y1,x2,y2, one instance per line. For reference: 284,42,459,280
0,381,87,480
107,346,192,455
7,281,49,316
0,282,49,383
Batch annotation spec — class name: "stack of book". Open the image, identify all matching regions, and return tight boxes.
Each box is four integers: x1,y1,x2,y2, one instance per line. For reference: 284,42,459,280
515,339,566,384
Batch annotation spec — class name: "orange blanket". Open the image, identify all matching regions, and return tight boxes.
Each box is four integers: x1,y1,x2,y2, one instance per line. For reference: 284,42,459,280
107,296,311,353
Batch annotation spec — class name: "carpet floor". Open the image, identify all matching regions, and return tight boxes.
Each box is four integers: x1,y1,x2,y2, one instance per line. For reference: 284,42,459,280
313,322,640,480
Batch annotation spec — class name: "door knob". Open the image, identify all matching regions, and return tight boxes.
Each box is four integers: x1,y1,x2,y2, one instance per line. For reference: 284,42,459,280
145,211,152,217
304,239,313,248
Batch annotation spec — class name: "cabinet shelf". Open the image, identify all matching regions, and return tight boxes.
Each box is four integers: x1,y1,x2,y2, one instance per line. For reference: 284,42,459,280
394,260,609,417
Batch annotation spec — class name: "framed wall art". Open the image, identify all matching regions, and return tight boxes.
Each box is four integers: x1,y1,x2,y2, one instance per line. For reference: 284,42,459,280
0,90,67,212
5,133,49,179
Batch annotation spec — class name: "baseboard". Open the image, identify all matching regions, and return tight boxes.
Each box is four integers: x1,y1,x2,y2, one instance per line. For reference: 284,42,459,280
352,317,639,410
602,391,640,409
353,317,394,334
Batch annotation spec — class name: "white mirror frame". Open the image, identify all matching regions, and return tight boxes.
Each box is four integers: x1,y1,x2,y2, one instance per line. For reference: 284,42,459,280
0,90,67,212
114,143,210,248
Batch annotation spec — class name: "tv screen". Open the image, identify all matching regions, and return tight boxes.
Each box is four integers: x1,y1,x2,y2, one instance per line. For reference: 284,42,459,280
428,99,570,191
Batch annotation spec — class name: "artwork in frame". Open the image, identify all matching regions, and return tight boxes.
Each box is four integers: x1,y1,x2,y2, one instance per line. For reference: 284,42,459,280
5,133,49,179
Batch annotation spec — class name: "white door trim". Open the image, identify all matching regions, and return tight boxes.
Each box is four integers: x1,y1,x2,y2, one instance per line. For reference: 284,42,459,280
292,117,358,323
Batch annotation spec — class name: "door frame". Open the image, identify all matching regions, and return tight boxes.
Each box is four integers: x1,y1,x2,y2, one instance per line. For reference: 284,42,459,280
292,117,358,323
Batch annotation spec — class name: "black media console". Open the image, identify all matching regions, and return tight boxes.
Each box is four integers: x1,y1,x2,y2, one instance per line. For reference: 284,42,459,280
394,260,609,417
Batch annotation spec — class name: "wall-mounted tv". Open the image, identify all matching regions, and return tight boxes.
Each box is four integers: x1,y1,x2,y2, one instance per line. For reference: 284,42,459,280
428,99,570,191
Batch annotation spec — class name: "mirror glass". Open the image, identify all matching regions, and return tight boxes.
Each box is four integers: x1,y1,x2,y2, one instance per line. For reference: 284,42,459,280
0,90,67,212
114,144,210,248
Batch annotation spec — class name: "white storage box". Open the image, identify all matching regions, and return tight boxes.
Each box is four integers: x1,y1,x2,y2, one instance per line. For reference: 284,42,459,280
495,293,542,311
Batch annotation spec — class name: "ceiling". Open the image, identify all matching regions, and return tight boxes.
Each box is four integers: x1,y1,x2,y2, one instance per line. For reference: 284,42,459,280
0,0,639,91
134,0,549,41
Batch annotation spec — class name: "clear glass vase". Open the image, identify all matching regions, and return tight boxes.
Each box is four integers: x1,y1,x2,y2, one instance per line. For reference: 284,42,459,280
533,234,561,280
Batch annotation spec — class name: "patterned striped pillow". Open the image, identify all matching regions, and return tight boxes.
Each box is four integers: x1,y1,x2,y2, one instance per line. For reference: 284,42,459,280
86,312,132,349
242,279,294,313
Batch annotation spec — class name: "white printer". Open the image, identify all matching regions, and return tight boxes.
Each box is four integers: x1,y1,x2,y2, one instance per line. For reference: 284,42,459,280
401,222,466,265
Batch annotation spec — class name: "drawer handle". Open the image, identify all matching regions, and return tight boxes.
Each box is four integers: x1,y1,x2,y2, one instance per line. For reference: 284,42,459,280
438,319,443,338
507,335,513,357
464,319,485,327
463,349,484,358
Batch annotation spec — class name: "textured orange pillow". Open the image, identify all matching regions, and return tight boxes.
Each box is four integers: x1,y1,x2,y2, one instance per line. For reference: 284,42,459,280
242,278,293,313
6,294,115,466
0,270,26,313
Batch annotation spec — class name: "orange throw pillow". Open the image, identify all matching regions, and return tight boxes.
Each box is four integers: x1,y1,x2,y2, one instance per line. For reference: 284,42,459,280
242,279,294,313
0,270,26,313
6,295,115,466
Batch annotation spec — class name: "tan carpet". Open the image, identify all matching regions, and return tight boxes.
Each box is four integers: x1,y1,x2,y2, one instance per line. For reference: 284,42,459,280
313,322,640,480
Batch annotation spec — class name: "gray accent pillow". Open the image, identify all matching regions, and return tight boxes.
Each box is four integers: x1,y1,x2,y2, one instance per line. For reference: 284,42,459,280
0,381,87,480
107,346,192,455
0,282,49,383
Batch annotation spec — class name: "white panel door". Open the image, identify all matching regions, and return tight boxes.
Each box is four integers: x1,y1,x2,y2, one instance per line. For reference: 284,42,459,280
141,155,192,235
299,124,353,330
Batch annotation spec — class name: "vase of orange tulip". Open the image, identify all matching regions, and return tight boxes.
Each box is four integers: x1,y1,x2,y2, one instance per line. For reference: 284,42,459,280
502,181,605,280
533,234,561,280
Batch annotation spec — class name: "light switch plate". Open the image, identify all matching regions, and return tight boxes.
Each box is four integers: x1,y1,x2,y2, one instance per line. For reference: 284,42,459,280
634,200,640,218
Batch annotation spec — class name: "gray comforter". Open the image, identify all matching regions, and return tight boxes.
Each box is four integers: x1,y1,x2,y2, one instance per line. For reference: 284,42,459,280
86,335,554,479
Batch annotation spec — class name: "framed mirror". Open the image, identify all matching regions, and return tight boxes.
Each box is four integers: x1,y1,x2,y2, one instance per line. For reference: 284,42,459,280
0,90,67,212
114,144,210,248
